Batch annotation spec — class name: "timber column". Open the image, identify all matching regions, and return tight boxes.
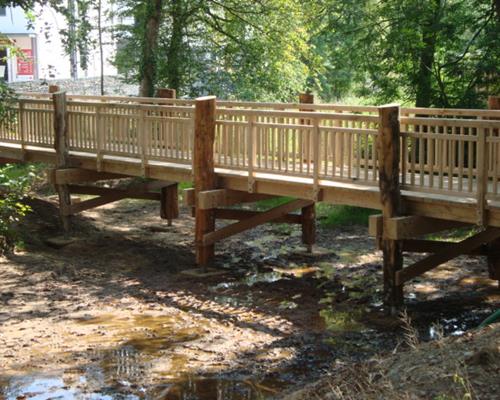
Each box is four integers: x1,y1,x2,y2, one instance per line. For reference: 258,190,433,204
157,88,179,226
53,91,72,234
299,93,316,253
487,95,500,286
194,96,217,265
377,104,403,311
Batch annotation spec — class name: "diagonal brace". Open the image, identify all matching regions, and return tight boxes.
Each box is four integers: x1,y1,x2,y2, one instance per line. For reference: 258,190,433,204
202,199,312,246
396,227,500,285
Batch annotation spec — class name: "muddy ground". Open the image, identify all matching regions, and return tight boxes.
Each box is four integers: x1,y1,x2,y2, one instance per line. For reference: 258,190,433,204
0,191,499,399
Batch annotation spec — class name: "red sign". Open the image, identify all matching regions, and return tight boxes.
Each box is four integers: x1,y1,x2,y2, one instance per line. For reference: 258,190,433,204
17,49,34,76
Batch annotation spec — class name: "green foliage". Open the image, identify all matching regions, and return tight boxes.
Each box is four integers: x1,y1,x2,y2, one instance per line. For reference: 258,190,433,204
309,0,500,107
0,164,36,252
112,0,311,101
0,80,16,125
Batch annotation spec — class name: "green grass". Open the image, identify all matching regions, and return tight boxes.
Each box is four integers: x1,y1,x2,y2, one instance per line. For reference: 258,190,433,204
254,196,377,227
426,226,479,242
317,204,378,227
254,196,294,211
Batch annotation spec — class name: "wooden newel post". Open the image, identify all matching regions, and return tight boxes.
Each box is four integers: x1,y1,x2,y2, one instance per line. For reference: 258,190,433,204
299,93,316,253
53,91,71,234
156,88,176,99
194,96,217,265
487,95,500,285
377,104,403,311
48,85,60,94
488,96,500,111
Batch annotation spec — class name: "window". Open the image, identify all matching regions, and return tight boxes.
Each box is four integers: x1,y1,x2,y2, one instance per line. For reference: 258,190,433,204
0,7,6,17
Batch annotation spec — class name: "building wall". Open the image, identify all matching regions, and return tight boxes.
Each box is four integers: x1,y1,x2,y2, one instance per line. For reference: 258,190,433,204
1,3,117,82
34,3,117,80
0,5,37,82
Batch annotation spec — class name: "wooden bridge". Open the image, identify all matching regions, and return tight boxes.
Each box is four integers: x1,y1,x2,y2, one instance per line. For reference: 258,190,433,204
1,88,500,309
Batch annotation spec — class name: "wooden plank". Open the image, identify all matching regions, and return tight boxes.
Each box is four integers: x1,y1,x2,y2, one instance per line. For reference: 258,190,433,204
396,228,500,284
378,104,403,309
194,96,217,265
214,208,302,224
203,199,312,246
51,168,125,185
67,185,161,200
401,239,487,255
65,192,126,215
380,215,469,240
197,188,275,210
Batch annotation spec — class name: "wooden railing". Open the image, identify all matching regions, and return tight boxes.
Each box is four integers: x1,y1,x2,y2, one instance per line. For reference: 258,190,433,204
1,93,499,208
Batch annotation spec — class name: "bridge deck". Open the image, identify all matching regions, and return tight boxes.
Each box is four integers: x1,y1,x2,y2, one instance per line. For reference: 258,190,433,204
1,139,499,229
1,93,500,226
2,92,500,307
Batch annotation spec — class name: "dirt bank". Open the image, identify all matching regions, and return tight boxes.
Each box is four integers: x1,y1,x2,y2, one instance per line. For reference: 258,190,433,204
0,193,499,399
284,323,500,400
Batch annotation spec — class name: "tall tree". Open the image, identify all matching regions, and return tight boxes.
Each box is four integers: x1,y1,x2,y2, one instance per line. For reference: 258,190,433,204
113,0,311,100
139,0,164,97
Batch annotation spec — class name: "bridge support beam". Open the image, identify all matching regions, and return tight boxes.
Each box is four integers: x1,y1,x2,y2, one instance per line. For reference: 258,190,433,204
193,96,217,266
53,91,72,235
377,104,403,312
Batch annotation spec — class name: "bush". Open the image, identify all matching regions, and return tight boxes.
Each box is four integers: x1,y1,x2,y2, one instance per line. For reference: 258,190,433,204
0,164,36,253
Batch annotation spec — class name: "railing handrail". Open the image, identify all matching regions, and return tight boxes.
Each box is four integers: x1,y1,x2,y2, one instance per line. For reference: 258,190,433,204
16,92,500,119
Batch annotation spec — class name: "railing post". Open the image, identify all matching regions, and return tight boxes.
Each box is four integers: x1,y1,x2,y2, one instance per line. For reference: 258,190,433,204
19,100,26,159
377,104,403,312
53,91,71,234
299,93,314,165
247,114,256,192
477,119,487,226
194,96,216,266
299,93,317,253
96,104,104,171
487,96,500,285
139,109,148,176
156,88,180,224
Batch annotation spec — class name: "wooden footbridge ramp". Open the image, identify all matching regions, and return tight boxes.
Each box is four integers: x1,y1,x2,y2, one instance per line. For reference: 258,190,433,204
1,87,500,309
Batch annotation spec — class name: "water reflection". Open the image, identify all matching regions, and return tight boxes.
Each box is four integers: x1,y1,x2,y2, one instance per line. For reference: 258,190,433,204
0,374,271,400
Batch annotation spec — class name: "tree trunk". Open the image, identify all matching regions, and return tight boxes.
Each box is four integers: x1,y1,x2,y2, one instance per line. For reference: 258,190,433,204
139,0,164,97
415,0,441,107
68,0,78,79
97,0,104,95
165,0,185,93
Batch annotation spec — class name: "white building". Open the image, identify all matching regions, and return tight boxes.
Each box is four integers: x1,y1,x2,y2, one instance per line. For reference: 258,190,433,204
0,3,117,83
0,5,38,82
